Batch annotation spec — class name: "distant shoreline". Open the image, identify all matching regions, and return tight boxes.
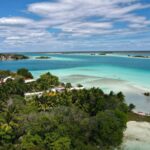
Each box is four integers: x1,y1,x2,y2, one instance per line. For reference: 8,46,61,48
0,50,150,54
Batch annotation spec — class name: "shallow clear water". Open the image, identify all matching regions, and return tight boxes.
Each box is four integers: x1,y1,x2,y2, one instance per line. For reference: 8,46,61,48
0,52,150,112
1,53,150,87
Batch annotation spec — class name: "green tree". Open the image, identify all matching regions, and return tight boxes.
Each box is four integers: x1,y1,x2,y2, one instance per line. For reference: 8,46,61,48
117,92,124,102
129,103,135,111
77,84,83,87
37,72,59,90
17,68,33,79
51,137,71,150
65,83,72,88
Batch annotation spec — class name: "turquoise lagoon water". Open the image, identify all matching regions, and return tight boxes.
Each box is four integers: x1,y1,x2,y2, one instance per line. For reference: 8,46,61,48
1,53,150,87
0,52,150,112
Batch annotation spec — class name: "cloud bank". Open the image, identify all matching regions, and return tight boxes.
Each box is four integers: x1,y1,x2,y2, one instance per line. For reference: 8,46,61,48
0,0,150,52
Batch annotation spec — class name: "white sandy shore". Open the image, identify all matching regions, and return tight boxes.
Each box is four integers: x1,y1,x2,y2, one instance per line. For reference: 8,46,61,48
121,121,150,150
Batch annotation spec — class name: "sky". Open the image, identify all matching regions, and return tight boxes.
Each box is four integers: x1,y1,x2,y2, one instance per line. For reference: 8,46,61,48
0,0,150,52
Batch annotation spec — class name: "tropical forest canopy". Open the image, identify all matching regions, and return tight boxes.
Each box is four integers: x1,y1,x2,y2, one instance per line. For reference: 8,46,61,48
0,68,130,150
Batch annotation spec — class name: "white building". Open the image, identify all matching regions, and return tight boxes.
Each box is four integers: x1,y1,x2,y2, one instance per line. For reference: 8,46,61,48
3,76,14,82
25,91,43,98
70,86,84,91
24,79,36,83
51,87,65,92
0,76,14,84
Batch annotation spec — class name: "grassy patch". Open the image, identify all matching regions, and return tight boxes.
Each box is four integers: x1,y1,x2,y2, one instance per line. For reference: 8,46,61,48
128,112,150,122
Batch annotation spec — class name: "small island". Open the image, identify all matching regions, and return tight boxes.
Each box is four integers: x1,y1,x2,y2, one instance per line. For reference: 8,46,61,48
144,92,150,96
0,53,29,61
99,53,106,55
133,55,150,58
35,56,51,59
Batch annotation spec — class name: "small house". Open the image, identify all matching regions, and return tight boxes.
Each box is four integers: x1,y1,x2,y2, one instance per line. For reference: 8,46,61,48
24,79,36,83
0,75,14,84
51,87,65,93
25,91,43,99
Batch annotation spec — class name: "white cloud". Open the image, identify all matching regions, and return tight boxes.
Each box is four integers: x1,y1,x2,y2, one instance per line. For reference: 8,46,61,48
0,25,53,46
0,17,33,25
27,0,150,35
27,0,149,21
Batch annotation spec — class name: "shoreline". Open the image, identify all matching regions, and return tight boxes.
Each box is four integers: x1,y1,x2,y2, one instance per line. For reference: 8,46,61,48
60,74,150,113
19,52,150,62
30,72,150,113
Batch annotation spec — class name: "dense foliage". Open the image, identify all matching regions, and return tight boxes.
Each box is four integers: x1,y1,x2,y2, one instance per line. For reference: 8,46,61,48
0,69,129,150
0,70,11,77
36,72,59,90
17,68,33,79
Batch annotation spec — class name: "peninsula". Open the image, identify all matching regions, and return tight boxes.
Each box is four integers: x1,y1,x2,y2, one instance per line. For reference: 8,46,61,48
1,68,150,150
0,53,29,61
0,68,132,149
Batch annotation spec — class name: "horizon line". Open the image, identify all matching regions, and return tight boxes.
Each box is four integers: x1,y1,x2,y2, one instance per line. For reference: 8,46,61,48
1,50,150,54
